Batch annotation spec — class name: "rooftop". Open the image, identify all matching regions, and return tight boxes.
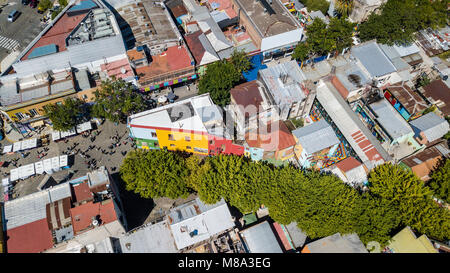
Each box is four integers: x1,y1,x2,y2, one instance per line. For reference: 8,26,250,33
422,80,450,117
369,98,414,140
402,146,443,181
351,41,397,78
316,80,390,169
245,120,297,151
230,80,266,110
292,119,340,154
259,60,307,107
100,58,134,80
387,226,437,253
184,31,220,66
168,198,235,250
118,220,177,253
70,199,118,235
384,83,428,116
334,156,363,173
409,112,450,143
5,219,54,253
234,0,299,38
240,221,283,253
303,233,368,253
285,222,307,249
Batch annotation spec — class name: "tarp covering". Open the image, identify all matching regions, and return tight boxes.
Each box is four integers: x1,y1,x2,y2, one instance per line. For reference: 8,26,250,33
10,169,19,182
243,53,267,82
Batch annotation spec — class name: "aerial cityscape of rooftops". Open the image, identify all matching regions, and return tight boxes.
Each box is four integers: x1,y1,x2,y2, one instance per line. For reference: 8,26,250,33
0,0,448,256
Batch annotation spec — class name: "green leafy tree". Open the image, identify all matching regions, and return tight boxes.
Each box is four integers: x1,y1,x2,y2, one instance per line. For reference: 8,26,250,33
292,43,311,63
327,17,356,53
120,149,190,199
92,77,146,123
429,159,450,203
335,0,354,17
305,18,334,56
302,0,330,15
43,97,86,131
38,0,53,11
230,50,252,75
198,60,241,106
59,0,68,7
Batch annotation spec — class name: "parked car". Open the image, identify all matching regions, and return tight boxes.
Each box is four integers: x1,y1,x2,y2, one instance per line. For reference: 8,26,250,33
22,0,30,5
7,10,20,22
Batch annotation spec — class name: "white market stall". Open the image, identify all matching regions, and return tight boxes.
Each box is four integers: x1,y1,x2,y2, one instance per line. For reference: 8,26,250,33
76,121,92,134
2,145,12,154
19,164,35,180
59,155,68,169
51,131,61,141
10,169,19,182
43,159,53,174
60,128,76,139
35,161,44,175
51,156,60,172
12,141,21,152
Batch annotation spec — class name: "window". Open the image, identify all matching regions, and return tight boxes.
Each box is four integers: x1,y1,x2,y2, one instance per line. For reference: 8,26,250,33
193,147,208,153
186,146,192,150
15,112,25,120
29,108,39,117
185,136,191,141
151,132,157,138
210,140,215,145
154,142,159,147
163,146,168,150
170,144,176,147
168,134,174,140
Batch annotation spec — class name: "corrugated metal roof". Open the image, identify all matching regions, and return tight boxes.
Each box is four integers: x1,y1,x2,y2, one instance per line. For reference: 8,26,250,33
118,220,177,253
351,41,397,77
409,112,450,143
292,119,340,154
240,221,283,253
305,233,368,253
74,69,91,91
369,98,413,140
4,183,71,230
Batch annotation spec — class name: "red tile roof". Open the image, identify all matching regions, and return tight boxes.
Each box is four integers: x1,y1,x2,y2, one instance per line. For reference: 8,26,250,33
334,157,363,173
136,45,193,84
246,120,296,151
70,200,118,235
72,181,93,203
273,222,292,251
6,219,54,253
331,76,349,99
100,58,135,80
21,13,88,60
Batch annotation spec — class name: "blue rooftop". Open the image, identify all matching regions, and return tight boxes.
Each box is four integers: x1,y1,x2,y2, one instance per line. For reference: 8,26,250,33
28,44,58,59
69,0,98,12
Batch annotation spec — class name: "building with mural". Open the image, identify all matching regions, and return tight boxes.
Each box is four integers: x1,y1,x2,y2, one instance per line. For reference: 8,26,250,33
127,93,244,156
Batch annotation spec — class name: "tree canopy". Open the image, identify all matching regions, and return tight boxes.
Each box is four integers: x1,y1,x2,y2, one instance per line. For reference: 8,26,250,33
335,0,354,17
43,97,87,131
120,149,450,246
92,77,146,123
358,0,448,46
301,0,330,15
428,159,450,204
198,50,251,106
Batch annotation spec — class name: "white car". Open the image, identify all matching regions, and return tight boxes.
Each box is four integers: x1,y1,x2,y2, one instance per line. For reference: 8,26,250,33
7,10,20,22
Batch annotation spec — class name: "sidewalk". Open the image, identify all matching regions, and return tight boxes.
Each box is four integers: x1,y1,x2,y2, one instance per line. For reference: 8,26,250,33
2,120,53,144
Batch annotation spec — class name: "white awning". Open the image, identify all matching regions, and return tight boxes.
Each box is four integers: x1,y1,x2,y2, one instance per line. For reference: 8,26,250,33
60,128,76,138
43,158,53,174
19,164,35,179
35,161,44,174
27,138,38,149
76,121,92,134
13,141,21,152
21,140,29,150
10,169,19,181
51,156,60,171
52,131,61,141
2,178,9,187
3,145,12,154
18,166,27,179
59,155,68,168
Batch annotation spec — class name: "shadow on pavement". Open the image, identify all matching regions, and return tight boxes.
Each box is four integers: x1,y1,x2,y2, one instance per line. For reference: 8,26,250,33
110,172,154,231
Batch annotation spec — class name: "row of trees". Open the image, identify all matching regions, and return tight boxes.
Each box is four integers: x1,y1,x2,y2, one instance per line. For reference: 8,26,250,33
358,0,448,45
120,149,450,246
292,17,355,62
198,50,251,106
44,77,147,131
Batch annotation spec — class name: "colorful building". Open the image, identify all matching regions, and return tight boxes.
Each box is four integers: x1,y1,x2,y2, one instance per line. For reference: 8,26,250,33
128,93,244,156
291,119,341,169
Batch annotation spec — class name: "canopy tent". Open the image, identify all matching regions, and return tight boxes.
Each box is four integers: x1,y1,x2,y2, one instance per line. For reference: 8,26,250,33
51,156,60,172
21,140,29,150
60,128,77,138
13,141,22,152
59,155,68,168
51,131,61,141
43,159,53,174
3,145,12,154
19,164,35,179
26,138,38,149
158,96,167,103
76,121,92,134
34,161,44,175
10,169,19,182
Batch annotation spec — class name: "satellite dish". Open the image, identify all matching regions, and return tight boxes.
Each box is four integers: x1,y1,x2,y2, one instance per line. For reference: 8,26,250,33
92,220,99,226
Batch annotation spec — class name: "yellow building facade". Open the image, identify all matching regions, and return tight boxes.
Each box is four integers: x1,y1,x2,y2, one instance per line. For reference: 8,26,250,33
155,129,209,155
